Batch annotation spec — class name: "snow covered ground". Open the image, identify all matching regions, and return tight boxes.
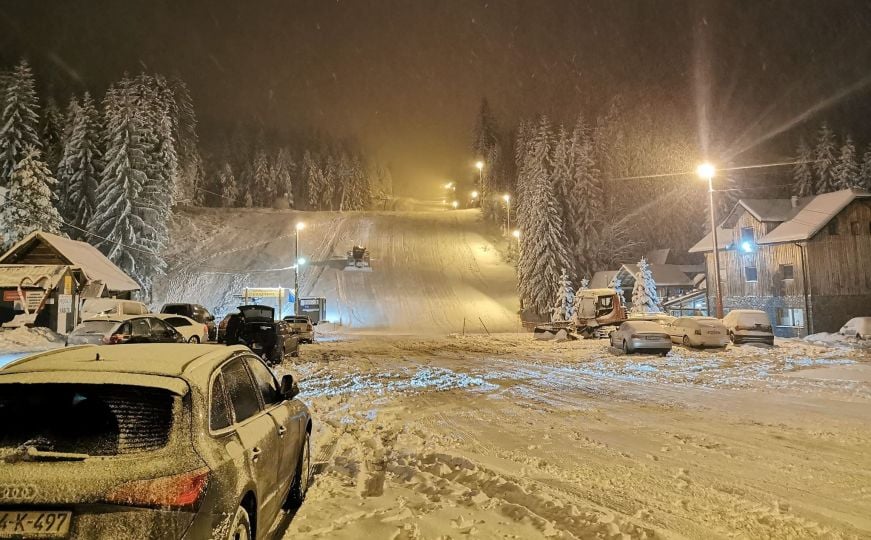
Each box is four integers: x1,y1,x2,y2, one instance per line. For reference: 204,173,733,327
280,334,871,539
154,205,520,333
0,326,64,368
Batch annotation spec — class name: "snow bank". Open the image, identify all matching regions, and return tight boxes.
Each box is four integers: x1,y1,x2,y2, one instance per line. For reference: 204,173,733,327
0,326,65,353
804,332,870,350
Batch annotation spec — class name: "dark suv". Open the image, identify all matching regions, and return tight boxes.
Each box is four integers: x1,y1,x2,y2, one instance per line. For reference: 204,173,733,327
0,344,312,539
161,304,217,341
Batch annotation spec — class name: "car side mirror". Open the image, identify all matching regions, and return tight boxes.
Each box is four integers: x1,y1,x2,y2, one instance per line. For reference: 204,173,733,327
280,374,300,399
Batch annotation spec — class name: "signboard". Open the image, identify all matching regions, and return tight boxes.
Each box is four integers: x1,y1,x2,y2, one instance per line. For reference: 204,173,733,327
63,276,73,295
58,294,73,314
243,288,283,298
2,289,47,312
299,297,327,324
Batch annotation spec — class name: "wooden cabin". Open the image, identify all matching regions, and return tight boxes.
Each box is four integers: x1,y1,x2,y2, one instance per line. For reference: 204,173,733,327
689,188,871,337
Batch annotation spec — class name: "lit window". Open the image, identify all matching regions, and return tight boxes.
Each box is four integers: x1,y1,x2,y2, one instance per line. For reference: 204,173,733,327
775,307,805,327
744,265,758,282
780,264,794,280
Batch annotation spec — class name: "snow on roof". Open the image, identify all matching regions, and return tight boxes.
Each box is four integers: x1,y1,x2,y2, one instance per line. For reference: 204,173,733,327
758,188,871,244
688,227,733,253
589,270,619,289
0,231,140,292
0,265,69,289
617,264,695,287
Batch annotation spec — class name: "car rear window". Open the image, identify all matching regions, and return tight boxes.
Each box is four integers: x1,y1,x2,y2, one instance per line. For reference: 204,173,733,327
165,316,191,327
0,384,174,456
161,305,189,316
71,320,117,335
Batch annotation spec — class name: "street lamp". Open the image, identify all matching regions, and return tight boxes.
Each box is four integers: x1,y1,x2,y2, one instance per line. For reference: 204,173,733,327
502,193,511,234
696,162,723,319
475,160,484,194
451,200,459,209
294,222,305,315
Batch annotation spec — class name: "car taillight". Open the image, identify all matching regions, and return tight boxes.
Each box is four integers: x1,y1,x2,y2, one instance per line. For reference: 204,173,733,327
203,324,209,336
105,334,130,345
630,334,639,339
694,329,702,335
106,467,210,511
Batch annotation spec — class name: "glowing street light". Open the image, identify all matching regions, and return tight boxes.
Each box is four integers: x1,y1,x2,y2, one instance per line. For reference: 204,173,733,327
471,191,479,199
511,229,520,239
294,222,305,315
475,160,484,171
696,162,723,319
502,193,512,234
451,200,459,209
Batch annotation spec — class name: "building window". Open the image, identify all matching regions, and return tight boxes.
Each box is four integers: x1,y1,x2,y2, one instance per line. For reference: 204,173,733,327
827,219,838,235
850,221,860,235
740,227,755,243
744,265,758,282
776,307,805,327
779,264,794,280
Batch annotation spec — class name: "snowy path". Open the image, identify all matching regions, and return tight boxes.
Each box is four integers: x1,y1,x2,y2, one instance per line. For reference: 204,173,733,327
154,207,520,333
279,335,871,539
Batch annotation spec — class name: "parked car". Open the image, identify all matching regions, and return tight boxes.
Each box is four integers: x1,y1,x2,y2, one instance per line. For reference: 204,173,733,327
609,320,672,356
721,309,775,345
223,305,299,365
161,303,217,341
666,316,729,348
283,315,315,343
0,344,312,539
155,313,209,343
80,298,150,319
217,313,236,343
66,315,184,346
839,317,871,339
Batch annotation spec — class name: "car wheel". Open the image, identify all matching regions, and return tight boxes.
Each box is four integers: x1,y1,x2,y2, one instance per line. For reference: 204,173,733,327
287,430,311,507
622,340,631,354
660,350,668,357
188,335,200,344
228,505,252,540
682,335,691,347
729,332,738,344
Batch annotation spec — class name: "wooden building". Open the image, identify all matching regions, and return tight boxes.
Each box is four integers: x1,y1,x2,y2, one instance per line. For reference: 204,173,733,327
0,231,140,333
689,188,871,337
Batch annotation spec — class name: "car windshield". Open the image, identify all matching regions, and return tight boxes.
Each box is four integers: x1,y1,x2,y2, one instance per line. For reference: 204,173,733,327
71,320,117,335
0,384,174,456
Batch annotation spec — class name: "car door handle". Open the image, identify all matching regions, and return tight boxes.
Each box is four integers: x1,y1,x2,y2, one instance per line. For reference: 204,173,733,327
277,425,287,437
251,447,262,462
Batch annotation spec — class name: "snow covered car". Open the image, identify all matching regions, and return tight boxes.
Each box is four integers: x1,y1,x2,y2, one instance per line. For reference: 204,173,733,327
223,306,299,365
155,313,209,343
0,344,312,540
161,303,217,341
721,309,775,345
80,298,150,318
839,317,871,339
66,315,185,346
666,316,729,348
282,315,315,343
626,312,676,327
609,320,672,356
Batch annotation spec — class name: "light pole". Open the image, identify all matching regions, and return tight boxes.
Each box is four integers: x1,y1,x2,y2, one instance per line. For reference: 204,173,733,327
294,222,305,315
503,194,511,234
697,163,723,318
470,190,479,207
475,160,484,190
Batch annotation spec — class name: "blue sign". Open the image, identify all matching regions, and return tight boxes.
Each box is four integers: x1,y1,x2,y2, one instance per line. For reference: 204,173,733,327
287,290,295,303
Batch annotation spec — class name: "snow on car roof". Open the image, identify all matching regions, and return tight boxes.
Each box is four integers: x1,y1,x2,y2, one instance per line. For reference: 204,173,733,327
624,320,665,331
0,344,244,389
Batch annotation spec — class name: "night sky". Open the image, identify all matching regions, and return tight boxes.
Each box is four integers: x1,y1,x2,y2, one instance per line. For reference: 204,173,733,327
3,0,871,195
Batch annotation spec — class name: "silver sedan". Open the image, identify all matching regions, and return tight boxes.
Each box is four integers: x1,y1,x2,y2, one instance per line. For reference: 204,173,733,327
609,320,672,356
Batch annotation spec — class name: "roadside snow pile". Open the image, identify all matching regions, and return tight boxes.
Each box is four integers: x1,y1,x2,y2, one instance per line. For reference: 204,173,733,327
300,366,497,398
804,332,870,350
0,326,65,353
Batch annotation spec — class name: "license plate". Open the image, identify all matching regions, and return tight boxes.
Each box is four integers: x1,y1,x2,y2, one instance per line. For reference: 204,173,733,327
707,331,721,335
0,511,71,537
645,336,660,341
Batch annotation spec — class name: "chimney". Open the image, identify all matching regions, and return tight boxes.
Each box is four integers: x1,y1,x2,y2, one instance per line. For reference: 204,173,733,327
790,195,799,208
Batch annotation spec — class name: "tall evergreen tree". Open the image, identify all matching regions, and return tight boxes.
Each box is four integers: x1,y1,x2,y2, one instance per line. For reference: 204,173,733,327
168,76,201,203
303,150,323,210
792,139,815,197
569,113,603,276
814,123,837,194
550,125,572,225
57,92,103,237
833,136,859,190
218,162,238,207
271,147,294,207
517,116,572,316
0,146,61,250
252,149,271,206
472,97,499,160
0,60,42,184
859,143,871,192
40,97,64,174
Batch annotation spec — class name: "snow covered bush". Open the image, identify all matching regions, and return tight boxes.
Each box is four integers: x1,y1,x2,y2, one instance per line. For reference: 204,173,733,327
551,269,575,322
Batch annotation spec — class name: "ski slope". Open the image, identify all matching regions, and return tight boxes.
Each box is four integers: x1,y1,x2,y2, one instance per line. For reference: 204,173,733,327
154,205,520,334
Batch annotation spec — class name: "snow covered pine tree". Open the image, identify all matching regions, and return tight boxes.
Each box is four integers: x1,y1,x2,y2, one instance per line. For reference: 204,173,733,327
551,269,575,322
630,257,661,314
0,146,62,250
